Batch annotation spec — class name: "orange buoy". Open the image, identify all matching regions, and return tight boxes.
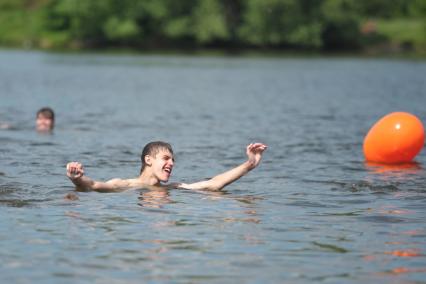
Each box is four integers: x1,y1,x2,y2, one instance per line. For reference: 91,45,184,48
363,112,424,163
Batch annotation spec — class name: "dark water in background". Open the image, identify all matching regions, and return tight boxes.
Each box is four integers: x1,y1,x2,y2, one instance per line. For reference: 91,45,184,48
0,49,425,283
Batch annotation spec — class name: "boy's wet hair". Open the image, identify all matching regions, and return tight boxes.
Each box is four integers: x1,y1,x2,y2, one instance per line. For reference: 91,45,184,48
140,141,173,173
36,107,55,120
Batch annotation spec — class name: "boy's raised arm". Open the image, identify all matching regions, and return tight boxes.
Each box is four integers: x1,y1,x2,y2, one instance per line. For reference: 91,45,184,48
177,143,267,191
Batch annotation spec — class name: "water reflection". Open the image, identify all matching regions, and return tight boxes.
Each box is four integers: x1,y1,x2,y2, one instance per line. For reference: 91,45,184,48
385,267,426,275
137,187,263,211
365,161,423,178
384,249,422,257
362,222,425,281
64,192,79,201
138,188,172,208
223,211,261,224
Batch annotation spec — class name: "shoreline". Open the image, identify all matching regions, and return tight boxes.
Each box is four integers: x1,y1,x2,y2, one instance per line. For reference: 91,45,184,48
1,45,425,60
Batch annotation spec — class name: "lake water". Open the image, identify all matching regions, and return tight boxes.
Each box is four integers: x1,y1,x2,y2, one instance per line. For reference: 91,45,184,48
0,49,425,283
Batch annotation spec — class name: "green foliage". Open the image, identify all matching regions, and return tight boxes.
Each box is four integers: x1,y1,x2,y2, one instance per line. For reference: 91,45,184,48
355,0,411,18
0,0,424,53
161,1,195,39
376,19,426,45
0,0,44,46
0,0,27,9
164,17,191,39
239,0,299,45
192,0,228,43
238,0,324,48
286,0,324,48
0,10,28,45
287,23,323,48
103,17,140,41
321,0,361,50
408,0,426,17
41,0,104,44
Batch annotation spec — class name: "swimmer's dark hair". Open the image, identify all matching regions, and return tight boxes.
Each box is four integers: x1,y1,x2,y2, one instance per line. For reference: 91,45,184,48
140,141,173,174
36,107,55,127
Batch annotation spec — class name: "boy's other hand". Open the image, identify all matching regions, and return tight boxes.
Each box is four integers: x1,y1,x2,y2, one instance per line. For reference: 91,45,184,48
66,162,84,179
246,143,267,169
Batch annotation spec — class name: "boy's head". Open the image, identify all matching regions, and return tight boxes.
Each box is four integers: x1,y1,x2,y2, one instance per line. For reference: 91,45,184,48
140,142,174,181
36,107,55,132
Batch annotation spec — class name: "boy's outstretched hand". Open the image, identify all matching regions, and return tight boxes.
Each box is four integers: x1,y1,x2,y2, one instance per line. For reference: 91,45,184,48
66,162,84,180
246,143,268,170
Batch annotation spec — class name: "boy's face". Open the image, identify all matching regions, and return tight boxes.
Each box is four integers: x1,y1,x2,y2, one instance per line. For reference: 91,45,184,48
149,149,174,183
36,114,53,132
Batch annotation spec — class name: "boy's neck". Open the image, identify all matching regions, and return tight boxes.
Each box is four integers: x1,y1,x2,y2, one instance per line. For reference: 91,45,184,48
138,170,161,186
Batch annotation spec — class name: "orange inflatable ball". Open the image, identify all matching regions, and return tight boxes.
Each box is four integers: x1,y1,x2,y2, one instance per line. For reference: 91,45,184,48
363,112,424,163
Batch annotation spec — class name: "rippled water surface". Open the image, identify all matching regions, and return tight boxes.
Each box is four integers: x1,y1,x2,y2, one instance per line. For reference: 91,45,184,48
1,50,426,283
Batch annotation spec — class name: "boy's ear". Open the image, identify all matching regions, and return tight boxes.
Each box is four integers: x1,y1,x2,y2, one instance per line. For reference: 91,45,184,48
144,155,152,166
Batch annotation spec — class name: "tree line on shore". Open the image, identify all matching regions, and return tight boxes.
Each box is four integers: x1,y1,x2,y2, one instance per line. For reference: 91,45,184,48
1,0,425,53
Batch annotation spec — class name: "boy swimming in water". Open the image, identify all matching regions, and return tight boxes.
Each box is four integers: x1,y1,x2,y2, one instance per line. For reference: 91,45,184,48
36,107,55,132
66,141,267,192
1,107,55,131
